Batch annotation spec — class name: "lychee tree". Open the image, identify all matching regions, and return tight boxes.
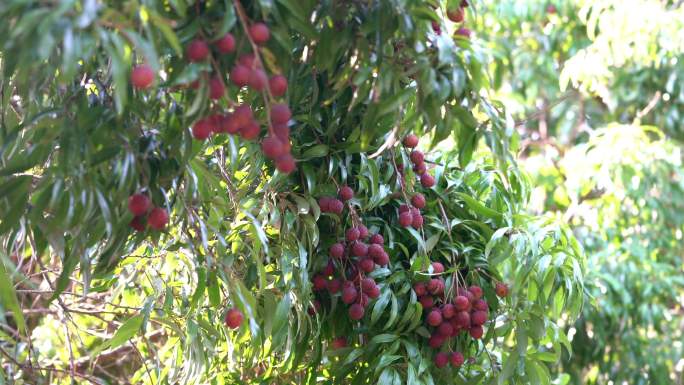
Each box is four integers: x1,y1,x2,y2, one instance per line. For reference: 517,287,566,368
0,1,584,384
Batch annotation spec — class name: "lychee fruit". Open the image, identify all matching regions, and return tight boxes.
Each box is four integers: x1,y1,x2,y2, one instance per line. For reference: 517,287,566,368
261,136,285,159
215,33,235,53
186,39,209,62
148,207,169,230
269,75,288,97
330,243,345,259
420,173,435,188
230,65,250,87
412,193,426,209
128,193,151,216
224,307,243,329
338,186,354,201
131,64,155,89
275,153,296,173
249,22,270,45
403,134,419,148
348,303,364,320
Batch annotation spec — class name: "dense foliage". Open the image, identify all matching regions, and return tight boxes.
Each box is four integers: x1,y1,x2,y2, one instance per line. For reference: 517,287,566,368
475,1,684,384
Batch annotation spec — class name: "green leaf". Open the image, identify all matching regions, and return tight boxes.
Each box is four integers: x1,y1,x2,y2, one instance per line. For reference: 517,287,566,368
110,314,144,349
0,260,26,335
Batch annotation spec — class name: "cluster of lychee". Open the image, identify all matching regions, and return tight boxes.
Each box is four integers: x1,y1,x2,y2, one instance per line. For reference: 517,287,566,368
413,267,510,369
127,193,169,232
311,186,390,321
430,0,471,39
130,17,296,174
401,134,435,189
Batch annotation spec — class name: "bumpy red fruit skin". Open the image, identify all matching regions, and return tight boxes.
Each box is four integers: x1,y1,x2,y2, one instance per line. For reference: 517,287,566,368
399,204,411,214
230,65,250,87
413,162,427,175
420,173,435,188
366,285,380,299
359,257,375,273
186,39,209,62
351,242,368,257
495,282,509,297
469,325,484,339
323,260,335,276
271,104,292,124
312,274,327,291
434,352,449,368
249,22,270,45
471,310,488,326
192,118,213,140
148,207,169,230
414,282,427,297
468,285,483,299
454,311,471,328
411,193,426,209
225,308,243,329
431,261,444,274
128,193,151,216
240,121,260,140
346,228,360,242
261,136,285,159
248,69,268,91
129,216,146,232
339,185,354,201
357,225,369,239
368,244,383,259
369,234,384,245
342,286,357,304
209,77,224,100
215,33,235,53
331,337,347,349
442,304,455,319
427,310,443,326
450,352,465,367
428,334,445,348
419,295,434,309
330,243,345,259
275,153,296,173
374,251,389,266
233,105,253,127
131,65,155,89
410,150,424,165
447,7,464,23
399,211,413,227
239,53,258,68
412,213,424,229
403,134,419,148
438,322,453,337
273,123,290,141
348,303,364,320
269,75,288,97
454,295,470,311
473,299,488,311
327,278,342,294
361,278,376,293
329,199,344,214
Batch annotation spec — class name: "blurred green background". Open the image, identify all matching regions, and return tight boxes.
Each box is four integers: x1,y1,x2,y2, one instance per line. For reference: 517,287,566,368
473,1,684,384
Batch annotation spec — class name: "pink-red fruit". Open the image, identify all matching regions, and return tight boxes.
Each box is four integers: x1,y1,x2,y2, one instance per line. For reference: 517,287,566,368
148,207,169,230
370,234,384,245
339,186,354,201
410,150,424,165
399,211,413,227
275,153,296,174
450,352,464,367
230,65,250,87
330,243,345,259
427,310,443,326
215,33,235,53
420,173,435,188
469,325,484,339
269,75,288,97
434,352,449,368
209,77,225,100
186,39,209,62
248,69,268,91
447,7,464,23
130,216,146,232
131,65,155,89
225,308,243,329
403,134,419,148
271,104,292,124
128,193,151,216
412,193,426,209
495,282,509,297
349,303,364,320
331,337,347,349
262,136,285,159
249,22,270,45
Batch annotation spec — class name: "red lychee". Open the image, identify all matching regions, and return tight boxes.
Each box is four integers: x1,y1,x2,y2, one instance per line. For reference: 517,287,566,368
148,207,169,230
131,65,155,89
215,33,235,53
230,65,250,87
186,39,209,62
249,22,270,45
128,193,151,216
224,307,243,329
338,186,354,201
348,303,364,320
269,75,288,97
